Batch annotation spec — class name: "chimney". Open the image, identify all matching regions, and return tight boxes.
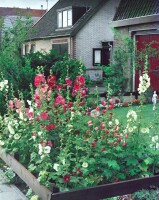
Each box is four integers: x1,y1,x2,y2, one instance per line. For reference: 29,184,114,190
41,5,43,10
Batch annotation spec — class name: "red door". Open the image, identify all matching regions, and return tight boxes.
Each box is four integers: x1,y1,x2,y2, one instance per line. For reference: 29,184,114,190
135,34,159,91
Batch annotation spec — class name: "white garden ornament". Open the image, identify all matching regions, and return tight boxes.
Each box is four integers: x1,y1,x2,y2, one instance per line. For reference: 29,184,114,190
152,91,158,111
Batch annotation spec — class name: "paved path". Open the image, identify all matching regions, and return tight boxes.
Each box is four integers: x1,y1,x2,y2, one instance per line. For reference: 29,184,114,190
0,169,27,200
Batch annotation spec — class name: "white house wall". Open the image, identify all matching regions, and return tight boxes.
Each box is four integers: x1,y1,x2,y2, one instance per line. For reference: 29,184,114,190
23,37,71,55
75,0,120,69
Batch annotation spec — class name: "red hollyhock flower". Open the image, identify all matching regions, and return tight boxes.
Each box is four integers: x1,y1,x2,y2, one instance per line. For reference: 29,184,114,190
76,75,85,87
63,174,70,182
123,141,127,147
65,77,72,87
76,169,83,176
106,129,110,134
34,74,45,87
90,141,97,147
100,123,106,130
40,112,49,120
102,109,107,114
32,132,36,137
47,74,56,89
67,102,73,108
46,124,56,131
48,141,53,147
56,84,63,91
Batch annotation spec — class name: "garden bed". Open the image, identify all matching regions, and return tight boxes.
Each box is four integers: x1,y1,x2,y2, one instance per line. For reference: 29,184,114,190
1,147,159,200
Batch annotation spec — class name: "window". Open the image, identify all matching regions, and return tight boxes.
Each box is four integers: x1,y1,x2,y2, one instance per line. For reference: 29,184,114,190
57,9,72,28
30,44,36,53
52,43,68,55
93,48,111,66
25,44,29,54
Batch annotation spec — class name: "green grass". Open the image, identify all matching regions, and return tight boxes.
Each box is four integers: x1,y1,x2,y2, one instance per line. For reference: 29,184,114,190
110,103,159,132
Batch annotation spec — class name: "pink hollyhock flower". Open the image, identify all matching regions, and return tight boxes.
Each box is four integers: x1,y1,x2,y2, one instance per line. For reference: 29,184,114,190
47,74,56,89
100,123,106,130
54,95,65,106
14,98,21,108
9,100,14,109
28,112,34,119
81,90,86,98
63,174,70,182
40,112,49,120
88,120,93,126
40,140,47,147
34,74,45,87
65,77,72,87
101,100,107,106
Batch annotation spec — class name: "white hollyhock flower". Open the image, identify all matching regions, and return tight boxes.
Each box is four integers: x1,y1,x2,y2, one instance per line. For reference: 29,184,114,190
53,163,59,171
156,143,159,149
44,146,51,154
115,119,119,125
109,121,113,127
14,134,20,140
152,136,158,142
8,123,15,135
141,128,149,133
82,162,88,168
0,140,4,146
27,100,32,106
61,159,66,165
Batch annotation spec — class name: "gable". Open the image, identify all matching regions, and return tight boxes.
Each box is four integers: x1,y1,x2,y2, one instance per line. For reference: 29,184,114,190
28,0,105,40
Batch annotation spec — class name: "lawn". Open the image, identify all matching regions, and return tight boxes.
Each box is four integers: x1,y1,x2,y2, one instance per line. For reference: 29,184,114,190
110,103,159,134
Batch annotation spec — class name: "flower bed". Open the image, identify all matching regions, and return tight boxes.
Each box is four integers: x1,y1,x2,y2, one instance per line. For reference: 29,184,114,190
0,70,159,198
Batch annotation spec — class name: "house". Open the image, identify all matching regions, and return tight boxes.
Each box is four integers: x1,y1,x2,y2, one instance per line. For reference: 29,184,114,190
112,0,159,92
24,0,120,83
0,7,46,43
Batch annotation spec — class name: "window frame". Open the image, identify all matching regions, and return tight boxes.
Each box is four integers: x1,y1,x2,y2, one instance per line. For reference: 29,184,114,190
93,48,102,66
57,9,72,28
25,44,29,54
30,44,36,53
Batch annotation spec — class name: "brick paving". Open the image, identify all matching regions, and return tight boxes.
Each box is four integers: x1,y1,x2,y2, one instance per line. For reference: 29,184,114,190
0,169,27,200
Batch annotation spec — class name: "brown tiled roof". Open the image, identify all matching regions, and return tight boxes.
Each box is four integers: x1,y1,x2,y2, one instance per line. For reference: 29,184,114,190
113,0,159,21
0,7,46,17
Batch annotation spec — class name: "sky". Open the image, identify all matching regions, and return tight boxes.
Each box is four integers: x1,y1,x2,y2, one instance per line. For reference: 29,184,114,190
0,0,59,10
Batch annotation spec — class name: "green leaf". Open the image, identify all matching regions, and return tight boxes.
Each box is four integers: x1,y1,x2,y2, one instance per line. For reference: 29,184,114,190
107,160,120,171
126,158,138,166
144,157,154,165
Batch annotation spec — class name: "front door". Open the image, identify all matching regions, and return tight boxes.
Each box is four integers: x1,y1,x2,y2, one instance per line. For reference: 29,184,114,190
135,34,159,91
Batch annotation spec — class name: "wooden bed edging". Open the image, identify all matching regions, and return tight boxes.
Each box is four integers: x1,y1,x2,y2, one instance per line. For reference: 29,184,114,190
0,147,52,200
51,175,159,200
1,146,159,200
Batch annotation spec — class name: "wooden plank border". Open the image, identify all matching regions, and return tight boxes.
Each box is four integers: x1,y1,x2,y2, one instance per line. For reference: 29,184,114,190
0,147,52,200
51,175,159,200
1,146,159,200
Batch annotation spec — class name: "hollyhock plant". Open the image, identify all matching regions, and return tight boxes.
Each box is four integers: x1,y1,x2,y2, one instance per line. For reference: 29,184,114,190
0,69,159,194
